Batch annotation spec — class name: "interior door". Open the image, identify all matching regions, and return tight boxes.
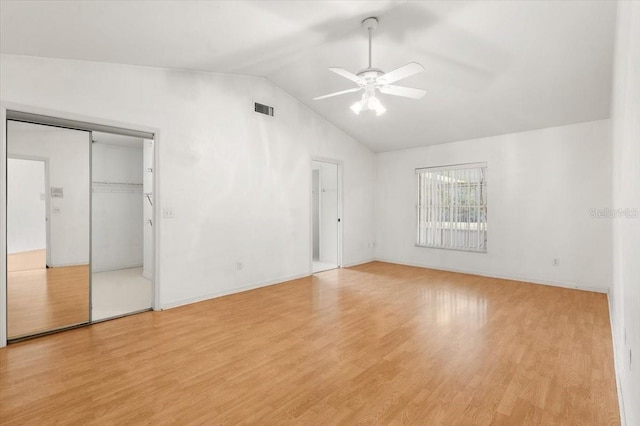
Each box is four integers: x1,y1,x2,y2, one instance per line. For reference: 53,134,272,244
6,120,91,340
311,160,339,273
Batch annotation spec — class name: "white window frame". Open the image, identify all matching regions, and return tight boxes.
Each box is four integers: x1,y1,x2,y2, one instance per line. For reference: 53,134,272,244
416,162,487,252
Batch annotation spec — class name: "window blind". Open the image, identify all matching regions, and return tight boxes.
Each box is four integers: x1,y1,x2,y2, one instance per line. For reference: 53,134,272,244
416,163,487,252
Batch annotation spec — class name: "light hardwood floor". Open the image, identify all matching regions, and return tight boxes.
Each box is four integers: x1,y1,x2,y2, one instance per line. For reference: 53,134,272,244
7,250,89,339
0,262,619,425
7,265,90,339
7,249,46,272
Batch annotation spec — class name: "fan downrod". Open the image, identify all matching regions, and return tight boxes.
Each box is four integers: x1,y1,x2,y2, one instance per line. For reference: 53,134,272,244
361,17,379,70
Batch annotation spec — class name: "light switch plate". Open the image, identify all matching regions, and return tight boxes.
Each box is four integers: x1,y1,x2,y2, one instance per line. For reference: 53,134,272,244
163,208,175,219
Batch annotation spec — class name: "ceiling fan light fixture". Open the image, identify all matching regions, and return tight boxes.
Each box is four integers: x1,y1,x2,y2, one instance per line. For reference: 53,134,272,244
351,93,386,116
368,96,386,116
350,99,364,115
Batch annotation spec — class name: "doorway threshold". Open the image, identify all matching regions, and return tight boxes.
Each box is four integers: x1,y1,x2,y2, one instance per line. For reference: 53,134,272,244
312,261,339,274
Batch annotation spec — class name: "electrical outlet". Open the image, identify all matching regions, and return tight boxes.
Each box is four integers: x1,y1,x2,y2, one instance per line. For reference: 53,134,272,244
162,208,175,219
553,258,560,267
236,262,243,271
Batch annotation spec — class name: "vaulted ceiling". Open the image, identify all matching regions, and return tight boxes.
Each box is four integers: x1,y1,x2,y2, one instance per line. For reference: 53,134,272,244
0,1,617,152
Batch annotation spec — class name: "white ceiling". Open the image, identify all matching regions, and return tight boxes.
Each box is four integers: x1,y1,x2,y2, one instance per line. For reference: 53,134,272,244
0,1,617,152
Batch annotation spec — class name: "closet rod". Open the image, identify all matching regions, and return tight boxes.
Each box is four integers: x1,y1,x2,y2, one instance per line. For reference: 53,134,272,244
92,181,143,186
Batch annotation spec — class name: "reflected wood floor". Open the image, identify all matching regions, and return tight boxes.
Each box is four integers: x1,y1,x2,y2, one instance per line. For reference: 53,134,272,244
7,250,89,339
7,249,46,272
0,262,619,425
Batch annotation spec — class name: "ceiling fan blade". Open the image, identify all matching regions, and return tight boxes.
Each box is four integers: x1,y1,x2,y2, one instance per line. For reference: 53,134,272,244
378,62,424,85
379,85,426,99
329,67,364,84
313,87,362,101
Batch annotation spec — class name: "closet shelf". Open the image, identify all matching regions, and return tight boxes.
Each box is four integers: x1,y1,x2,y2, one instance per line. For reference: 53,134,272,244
92,181,143,185
92,181,144,194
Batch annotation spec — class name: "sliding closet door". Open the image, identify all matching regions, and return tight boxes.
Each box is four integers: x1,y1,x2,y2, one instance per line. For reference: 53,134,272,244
6,120,90,339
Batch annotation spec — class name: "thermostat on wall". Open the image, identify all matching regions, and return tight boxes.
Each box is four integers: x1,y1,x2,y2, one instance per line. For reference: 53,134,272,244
51,187,64,198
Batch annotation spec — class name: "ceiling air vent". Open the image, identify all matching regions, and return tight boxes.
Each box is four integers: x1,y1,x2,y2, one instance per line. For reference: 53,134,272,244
254,102,274,117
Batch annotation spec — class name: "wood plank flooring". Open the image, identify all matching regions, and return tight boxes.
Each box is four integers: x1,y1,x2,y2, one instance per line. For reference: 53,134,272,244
7,264,90,339
7,250,90,338
0,262,619,425
7,249,46,272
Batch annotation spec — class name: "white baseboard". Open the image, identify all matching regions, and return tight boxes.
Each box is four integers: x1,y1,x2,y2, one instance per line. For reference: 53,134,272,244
161,271,310,310
608,294,627,426
91,263,144,273
373,257,609,294
48,261,90,268
342,258,375,268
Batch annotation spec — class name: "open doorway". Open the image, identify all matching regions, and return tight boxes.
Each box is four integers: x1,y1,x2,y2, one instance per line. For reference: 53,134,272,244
311,160,341,273
7,158,48,272
90,132,154,321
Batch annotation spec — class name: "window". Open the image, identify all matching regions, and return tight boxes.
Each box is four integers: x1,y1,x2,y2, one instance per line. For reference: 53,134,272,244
416,163,487,252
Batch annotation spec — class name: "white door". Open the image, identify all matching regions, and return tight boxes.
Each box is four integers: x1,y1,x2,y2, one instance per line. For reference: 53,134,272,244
311,160,340,273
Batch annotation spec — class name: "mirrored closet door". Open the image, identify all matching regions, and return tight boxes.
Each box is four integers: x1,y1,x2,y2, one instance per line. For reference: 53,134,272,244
6,116,155,341
7,120,91,339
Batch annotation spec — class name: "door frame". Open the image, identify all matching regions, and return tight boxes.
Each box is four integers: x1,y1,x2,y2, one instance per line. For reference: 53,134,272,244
310,158,343,273
0,101,161,347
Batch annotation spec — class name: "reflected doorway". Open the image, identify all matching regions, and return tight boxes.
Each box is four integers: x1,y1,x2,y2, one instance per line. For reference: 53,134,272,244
7,158,47,271
311,160,340,273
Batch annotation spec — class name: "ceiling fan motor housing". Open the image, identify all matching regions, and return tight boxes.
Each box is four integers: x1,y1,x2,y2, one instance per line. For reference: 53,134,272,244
361,17,378,30
357,69,385,84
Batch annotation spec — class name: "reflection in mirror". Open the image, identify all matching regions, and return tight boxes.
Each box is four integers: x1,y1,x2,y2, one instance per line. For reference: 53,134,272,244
7,120,90,339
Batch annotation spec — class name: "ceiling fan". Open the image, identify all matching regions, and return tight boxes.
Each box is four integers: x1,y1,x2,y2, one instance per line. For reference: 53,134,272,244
313,17,426,116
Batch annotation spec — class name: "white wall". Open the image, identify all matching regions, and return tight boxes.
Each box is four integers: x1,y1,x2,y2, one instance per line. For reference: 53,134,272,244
7,121,90,266
0,54,375,316
610,1,640,424
7,158,46,254
92,142,143,184
91,142,144,272
375,119,612,292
